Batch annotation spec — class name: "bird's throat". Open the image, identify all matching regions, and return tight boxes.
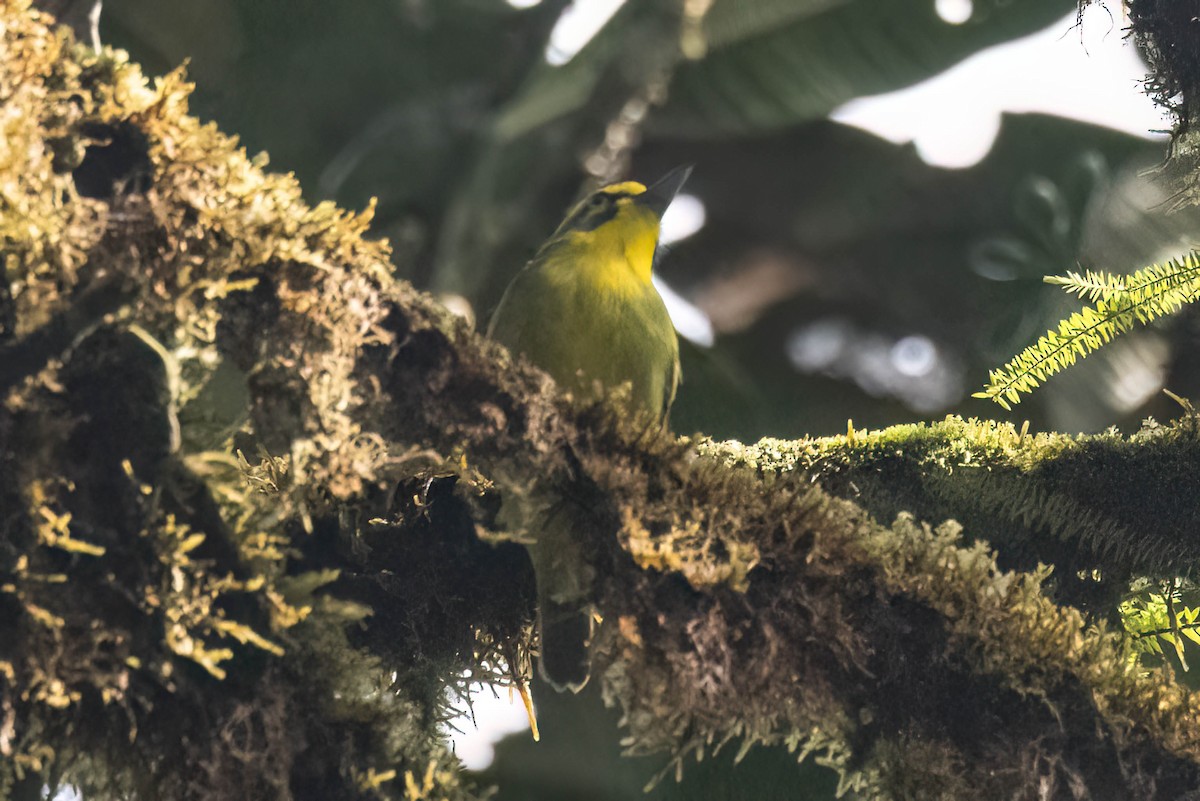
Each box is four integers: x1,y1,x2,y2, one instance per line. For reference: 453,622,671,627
586,219,658,295
555,206,661,296
622,223,659,284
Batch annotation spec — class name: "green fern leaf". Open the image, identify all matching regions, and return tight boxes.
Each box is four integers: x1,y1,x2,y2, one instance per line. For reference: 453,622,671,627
976,252,1200,409
1044,269,1128,302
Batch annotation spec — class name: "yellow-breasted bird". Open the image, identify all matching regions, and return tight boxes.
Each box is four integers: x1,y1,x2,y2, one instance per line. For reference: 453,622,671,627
488,166,690,691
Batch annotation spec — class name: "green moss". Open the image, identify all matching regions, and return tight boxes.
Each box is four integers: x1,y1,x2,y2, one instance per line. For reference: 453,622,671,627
1,3,502,797
701,415,1200,591
7,1,1200,798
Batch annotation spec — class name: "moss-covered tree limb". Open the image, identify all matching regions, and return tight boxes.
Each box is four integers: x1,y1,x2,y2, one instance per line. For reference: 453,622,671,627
380,300,1200,798
707,415,1200,609
2,7,510,799
6,3,1200,800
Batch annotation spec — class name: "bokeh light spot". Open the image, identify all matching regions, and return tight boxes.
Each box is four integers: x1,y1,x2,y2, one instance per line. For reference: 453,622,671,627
444,682,537,772
786,319,853,372
891,335,938,377
660,193,706,246
545,0,628,66
935,0,973,25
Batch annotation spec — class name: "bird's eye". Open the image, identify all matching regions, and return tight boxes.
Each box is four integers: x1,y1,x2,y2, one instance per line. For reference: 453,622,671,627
590,194,606,207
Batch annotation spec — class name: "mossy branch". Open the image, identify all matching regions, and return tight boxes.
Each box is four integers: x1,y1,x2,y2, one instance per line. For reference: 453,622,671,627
712,415,1200,607
6,3,1200,800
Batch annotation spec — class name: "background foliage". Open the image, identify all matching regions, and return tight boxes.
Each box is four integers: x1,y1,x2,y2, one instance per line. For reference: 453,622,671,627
99,0,1200,447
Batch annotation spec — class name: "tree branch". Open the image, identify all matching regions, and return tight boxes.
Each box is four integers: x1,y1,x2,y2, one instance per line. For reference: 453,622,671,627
5,3,1200,800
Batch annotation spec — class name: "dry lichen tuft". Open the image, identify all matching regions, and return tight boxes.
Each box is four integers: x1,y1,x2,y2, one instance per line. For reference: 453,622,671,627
1,3,509,798
1125,0,1200,208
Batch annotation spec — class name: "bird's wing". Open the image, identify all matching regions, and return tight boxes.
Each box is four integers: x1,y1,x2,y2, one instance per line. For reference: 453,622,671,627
486,257,550,351
662,350,681,423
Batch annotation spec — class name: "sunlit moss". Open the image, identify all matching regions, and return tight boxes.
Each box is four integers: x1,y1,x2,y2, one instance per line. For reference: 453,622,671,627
1,3,490,797
7,1,1200,799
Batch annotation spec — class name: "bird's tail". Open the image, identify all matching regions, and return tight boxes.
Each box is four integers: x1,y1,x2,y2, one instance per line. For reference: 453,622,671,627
537,595,593,693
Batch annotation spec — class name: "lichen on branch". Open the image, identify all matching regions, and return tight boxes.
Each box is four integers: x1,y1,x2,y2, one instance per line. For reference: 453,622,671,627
5,2,1200,800
712,415,1200,593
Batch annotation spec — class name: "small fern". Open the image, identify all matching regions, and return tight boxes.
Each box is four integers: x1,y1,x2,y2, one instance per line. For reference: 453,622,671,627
976,251,1200,409
1121,580,1200,672
1045,269,1131,302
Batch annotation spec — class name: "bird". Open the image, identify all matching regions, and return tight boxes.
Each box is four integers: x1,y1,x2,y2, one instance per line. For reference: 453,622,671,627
488,166,690,691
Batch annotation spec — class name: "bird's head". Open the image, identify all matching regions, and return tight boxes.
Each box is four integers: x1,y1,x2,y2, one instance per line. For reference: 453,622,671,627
549,165,692,282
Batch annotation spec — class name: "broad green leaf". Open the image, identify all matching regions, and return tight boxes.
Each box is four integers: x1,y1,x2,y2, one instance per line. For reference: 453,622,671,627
652,0,1075,136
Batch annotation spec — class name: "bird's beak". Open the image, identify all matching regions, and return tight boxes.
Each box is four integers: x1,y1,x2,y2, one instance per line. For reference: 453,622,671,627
636,164,693,218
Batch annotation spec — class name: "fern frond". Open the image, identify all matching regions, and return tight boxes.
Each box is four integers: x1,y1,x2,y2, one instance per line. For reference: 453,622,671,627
976,252,1200,409
1045,270,1128,302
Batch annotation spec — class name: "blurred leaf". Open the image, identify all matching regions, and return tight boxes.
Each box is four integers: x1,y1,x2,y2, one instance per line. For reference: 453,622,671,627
652,0,1076,135
969,238,1040,282
432,2,684,299
492,1,678,141
699,0,849,50
1063,150,1112,225
1013,176,1073,256
104,0,569,286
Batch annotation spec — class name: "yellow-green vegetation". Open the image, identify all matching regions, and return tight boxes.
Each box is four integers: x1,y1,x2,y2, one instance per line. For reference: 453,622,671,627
8,2,1200,800
706,415,1200,583
1122,581,1200,672
1,4,521,798
973,0,1200,410
976,252,1200,408
591,441,1200,798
